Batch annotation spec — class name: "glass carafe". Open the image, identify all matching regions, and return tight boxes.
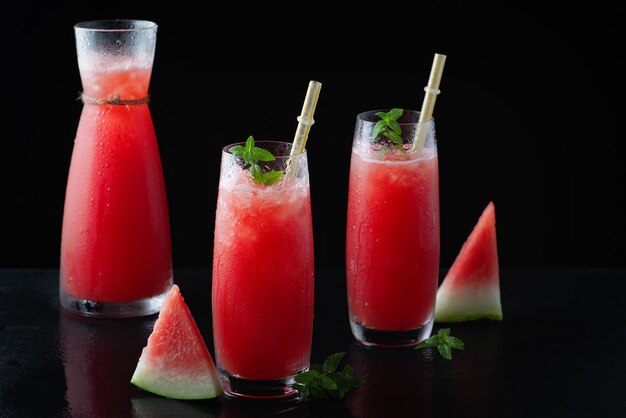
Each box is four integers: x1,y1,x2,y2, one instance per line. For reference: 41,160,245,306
60,20,172,318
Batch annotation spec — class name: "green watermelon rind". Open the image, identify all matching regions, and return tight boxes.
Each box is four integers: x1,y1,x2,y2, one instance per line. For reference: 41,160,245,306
131,366,223,400
435,311,503,323
435,279,503,323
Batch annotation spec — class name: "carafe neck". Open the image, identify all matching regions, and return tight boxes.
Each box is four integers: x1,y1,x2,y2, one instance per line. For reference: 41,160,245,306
75,20,156,102
79,62,152,101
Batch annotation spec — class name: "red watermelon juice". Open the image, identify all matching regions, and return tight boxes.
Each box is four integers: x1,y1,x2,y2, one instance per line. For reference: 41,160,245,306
346,110,440,346
212,141,314,397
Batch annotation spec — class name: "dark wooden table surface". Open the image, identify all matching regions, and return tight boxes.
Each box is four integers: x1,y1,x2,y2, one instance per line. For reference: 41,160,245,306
1,268,625,417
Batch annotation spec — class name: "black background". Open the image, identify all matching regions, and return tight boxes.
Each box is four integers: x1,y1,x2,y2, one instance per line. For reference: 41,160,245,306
1,3,624,270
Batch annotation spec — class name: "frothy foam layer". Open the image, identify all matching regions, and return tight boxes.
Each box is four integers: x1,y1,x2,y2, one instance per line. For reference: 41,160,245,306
353,147,437,165
219,165,309,202
78,54,153,73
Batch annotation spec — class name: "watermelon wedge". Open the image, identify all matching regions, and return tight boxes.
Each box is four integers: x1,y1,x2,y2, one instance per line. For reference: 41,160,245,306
435,201,503,322
131,284,223,399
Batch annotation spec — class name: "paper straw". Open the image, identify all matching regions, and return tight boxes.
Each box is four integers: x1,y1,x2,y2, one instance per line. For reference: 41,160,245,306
411,53,446,154
286,80,322,179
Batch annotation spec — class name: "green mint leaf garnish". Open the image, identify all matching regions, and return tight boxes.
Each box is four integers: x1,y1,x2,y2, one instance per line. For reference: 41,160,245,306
261,170,284,186
385,130,403,147
387,107,403,120
320,375,338,391
372,120,387,141
415,328,465,360
228,135,284,186
388,120,401,135
251,163,263,183
372,108,404,149
228,145,246,158
292,352,363,400
374,111,390,121
323,352,345,373
250,147,275,162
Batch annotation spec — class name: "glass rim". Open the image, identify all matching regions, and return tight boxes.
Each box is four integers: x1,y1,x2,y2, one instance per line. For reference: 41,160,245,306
356,109,433,126
74,19,157,32
222,140,306,158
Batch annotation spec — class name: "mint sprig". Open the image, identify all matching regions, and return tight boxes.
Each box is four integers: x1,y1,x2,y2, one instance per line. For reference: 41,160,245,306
229,136,284,186
372,108,404,147
292,352,363,400
415,328,465,360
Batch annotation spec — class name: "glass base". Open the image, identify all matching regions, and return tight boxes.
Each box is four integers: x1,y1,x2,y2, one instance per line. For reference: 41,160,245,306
59,287,170,318
218,368,304,399
350,317,434,347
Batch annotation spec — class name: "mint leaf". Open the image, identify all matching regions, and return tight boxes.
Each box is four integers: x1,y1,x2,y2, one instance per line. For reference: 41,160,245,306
261,170,284,186
372,120,387,140
245,135,255,151
320,375,338,391
251,147,275,162
415,328,465,360
388,120,401,135
384,130,403,146
229,145,246,157
388,108,403,120
233,136,284,186
438,344,452,360
251,163,263,183
446,336,465,350
323,352,345,373
291,352,363,401
375,111,389,121
294,370,320,385
372,108,405,149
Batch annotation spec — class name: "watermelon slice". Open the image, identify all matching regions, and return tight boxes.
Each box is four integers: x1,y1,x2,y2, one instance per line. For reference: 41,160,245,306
435,201,503,322
131,284,223,399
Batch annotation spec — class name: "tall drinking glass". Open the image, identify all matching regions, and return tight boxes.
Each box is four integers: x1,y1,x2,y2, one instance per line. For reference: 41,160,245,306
346,110,439,346
60,20,172,317
212,141,314,398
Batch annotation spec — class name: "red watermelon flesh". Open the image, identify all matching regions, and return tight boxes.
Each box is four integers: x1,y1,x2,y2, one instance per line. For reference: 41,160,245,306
131,284,223,399
435,201,503,322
